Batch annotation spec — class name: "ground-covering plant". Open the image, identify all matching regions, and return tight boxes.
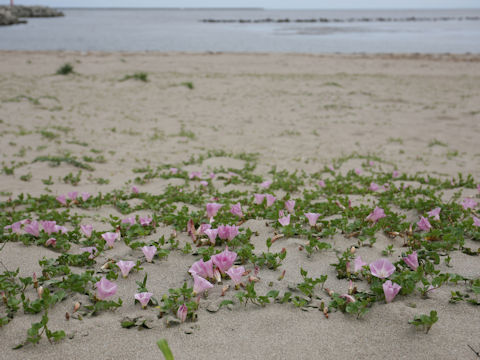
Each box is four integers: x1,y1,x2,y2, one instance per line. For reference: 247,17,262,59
1,152,479,351
56,63,74,75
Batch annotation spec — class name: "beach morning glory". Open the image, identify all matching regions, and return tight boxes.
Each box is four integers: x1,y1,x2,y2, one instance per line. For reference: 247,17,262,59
217,225,239,242
226,266,245,286
56,194,67,205
206,203,222,220
278,214,291,226
366,207,386,223
25,221,40,237
265,194,276,207
102,232,119,248
204,228,218,245
353,256,367,272
417,216,432,232
230,203,243,218
403,251,419,271
177,304,187,323
95,277,117,300
461,198,478,210
383,280,401,303
80,224,93,238
427,207,441,221
117,260,135,278
67,191,78,201
142,245,157,262
212,247,237,274
193,274,214,295
305,213,320,227
473,216,480,227
135,292,153,309
81,192,91,202
285,200,295,214
370,258,395,279
189,259,214,279
253,194,266,205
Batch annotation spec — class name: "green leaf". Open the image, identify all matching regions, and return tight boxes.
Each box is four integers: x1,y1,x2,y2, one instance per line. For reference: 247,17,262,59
157,339,174,360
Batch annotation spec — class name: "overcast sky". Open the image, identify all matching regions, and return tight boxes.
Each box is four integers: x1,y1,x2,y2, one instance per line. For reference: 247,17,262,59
3,0,480,9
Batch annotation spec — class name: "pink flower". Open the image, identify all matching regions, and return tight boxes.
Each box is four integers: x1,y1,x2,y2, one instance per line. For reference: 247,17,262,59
80,224,93,238
230,203,243,218
189,171,201,180
369,161,375,166
305,213,320,227
95,277,117,300
122,216,135,226
318,180,326,188
353,256,367,272
197,223,211,235
477,184,480,192
193,274,213,295
142,245,157,262
366,207,386,223
473,216,480,227
253,194,266,205
217,225,239,241
139,216,152,226
170,167,178,174
403,251,419,271
461,198,477,210
392,170,400,178
278,214,291,226
355,168,362,175
55,225,67,234
25,221,40,237
328,165,335,171
67,192,78,201
212,247,237,273
206,203,222,219
41,220,57,235
340,294,356,303
189,259,214,279
80,246,97,258
285,200,295,214
209,172,216,179
117,260,135,278
369,182,380,192
204,228,218,245
260,180,272,189
56,194,67,206
417,216,432,232
81,192,91,202
7,221,22,234
200,181,208,187
265,194,276,207
383,280,401,303
369,258,395,279
226,266,245,286
177,304,188,322
102,232,118,248
45,238,56,247
427,207,441,221
131,186,139,194
135,292,153,309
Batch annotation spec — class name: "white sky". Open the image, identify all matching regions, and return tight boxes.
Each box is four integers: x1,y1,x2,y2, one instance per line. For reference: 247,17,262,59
3,0,480,9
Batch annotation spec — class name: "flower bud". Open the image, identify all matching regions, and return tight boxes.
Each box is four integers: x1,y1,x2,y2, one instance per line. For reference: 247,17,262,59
33,272,38,289
214,268,222,284
37,286,44,298
74,302,81,313
277,269,286,281
350,246,356,254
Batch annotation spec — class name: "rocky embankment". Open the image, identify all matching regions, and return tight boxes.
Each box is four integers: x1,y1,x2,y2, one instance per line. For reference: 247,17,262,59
0,5,63,26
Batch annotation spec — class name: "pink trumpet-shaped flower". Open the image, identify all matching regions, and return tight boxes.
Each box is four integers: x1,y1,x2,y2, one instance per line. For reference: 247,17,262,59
206,203,222,219
81,192,91,202
370,258,395,279
329,165,335,171
189,259,214,279
193,274,213,295
67,192,78,201
170,167,178,174
260,181,272,189
131,186,139,194
278,214,291,226
7,221,22,234
135,292,153,309
197,223,211,235
403,251,419,271
285,200,295,214
200,180,208,187
122,217,135,226
417,216,432,232
45,238,56,247
318,180,326,188
177,304,188,322
117,260,135,278
217,225,239,242
353,256,367,272
366,207,386,223
340,294,356,303
461,198,478,210
56,194,67,206
392,170,400,178
55,225,67,234
427,207,441,221
230,203,243,218
139,216,152,226
354,168,362,175
226,266,245,286
80,224,93,238
253,194,266,205
102,232,118,248
80,246,97,259
305,213,320,227
41,220,57,235
204,228,218,245
142,245,157,262
383,280,401,303
369,161,375,166
265,194,276,207
473,216,480,227
95,277,117,300
212,247,237,274
478,184,480,192
209,172,216,179
25,221,40,237
189,171,201,180
369,182,380,191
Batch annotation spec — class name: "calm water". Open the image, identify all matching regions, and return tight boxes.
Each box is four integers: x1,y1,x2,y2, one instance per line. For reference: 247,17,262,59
1,8,480,53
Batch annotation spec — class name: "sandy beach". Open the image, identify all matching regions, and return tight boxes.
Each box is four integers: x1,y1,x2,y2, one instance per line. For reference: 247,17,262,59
0,51,479,359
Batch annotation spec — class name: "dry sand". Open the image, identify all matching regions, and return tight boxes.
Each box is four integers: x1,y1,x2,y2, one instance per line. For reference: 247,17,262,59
0,51,479,359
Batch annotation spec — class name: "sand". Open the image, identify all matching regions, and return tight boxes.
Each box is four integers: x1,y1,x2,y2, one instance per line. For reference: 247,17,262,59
0,51,479,360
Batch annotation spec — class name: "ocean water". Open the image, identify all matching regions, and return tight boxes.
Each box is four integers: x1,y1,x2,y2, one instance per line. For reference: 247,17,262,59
0,8,479,53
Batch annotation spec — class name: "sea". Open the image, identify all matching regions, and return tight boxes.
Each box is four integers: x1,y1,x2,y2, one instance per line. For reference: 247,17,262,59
1,8,480,53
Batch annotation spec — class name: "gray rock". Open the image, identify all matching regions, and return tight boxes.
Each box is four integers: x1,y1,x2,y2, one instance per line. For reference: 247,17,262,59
0,8,23,25
0,5,63,26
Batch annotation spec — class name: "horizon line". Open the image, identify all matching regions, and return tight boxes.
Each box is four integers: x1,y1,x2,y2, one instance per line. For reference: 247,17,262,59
47,6,480,10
